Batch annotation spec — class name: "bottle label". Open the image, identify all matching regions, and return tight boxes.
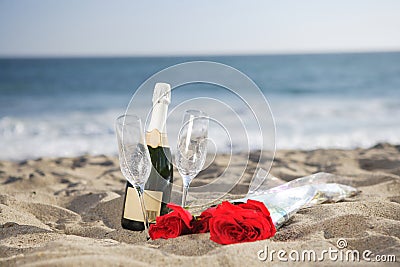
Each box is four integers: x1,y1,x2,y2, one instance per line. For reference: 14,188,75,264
123,188,163,223
146,129,169,148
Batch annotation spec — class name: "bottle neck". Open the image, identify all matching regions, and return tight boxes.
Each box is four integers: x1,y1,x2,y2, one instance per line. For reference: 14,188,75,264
147,102,168,133
146,102,169,148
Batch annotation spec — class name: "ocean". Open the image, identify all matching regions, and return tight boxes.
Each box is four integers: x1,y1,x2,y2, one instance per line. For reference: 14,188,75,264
1,52,400,160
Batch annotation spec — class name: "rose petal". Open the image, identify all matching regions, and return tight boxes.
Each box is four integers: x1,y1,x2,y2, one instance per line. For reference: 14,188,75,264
192,217,210,233
149,217,184,239
200,206,217,218
238,199,271,217
167,203,193,228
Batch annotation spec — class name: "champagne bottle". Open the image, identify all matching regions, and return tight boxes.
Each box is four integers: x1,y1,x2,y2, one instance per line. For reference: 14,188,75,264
121,83,173,231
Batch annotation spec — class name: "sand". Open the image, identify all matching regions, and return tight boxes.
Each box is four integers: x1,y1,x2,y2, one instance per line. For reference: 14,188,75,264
1,143,399,266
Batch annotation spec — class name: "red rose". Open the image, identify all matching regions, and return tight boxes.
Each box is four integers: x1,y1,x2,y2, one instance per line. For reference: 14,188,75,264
209,201,276,245
149,203,193,240
149,200,276,245
192,206,217,233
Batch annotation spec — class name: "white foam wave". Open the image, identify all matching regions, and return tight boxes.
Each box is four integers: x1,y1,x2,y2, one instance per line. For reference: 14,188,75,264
0,96,399,160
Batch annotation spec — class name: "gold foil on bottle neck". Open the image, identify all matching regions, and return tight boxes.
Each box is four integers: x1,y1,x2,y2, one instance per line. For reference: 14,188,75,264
146,129,169,148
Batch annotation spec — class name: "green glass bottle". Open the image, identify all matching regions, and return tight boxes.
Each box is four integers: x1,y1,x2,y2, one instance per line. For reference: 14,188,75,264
121,83,173,231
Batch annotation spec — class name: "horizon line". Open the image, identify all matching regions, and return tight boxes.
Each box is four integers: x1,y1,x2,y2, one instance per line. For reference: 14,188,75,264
1,48,400,59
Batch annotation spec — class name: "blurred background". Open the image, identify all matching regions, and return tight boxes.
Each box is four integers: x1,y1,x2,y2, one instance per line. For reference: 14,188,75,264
1,0,400,160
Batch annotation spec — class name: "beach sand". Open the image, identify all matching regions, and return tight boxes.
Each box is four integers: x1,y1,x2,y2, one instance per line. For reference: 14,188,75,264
1,143,399,266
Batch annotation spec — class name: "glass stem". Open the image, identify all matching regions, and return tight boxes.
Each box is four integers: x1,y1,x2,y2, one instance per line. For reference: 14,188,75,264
182,184,189,208
136,186,150,240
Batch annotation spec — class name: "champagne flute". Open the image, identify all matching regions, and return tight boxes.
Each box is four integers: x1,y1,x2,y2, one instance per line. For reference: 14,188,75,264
176,110,209,207
115,115,151,239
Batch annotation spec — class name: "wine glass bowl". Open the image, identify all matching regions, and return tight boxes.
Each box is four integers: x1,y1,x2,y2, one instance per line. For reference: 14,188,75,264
175,110,209,207
119,144,151,188
116,115,151,188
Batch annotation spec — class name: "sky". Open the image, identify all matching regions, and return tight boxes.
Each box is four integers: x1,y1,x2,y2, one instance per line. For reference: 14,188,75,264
0,0,400,57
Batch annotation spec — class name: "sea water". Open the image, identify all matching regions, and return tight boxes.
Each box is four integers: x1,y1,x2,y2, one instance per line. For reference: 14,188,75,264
1,52,400,160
